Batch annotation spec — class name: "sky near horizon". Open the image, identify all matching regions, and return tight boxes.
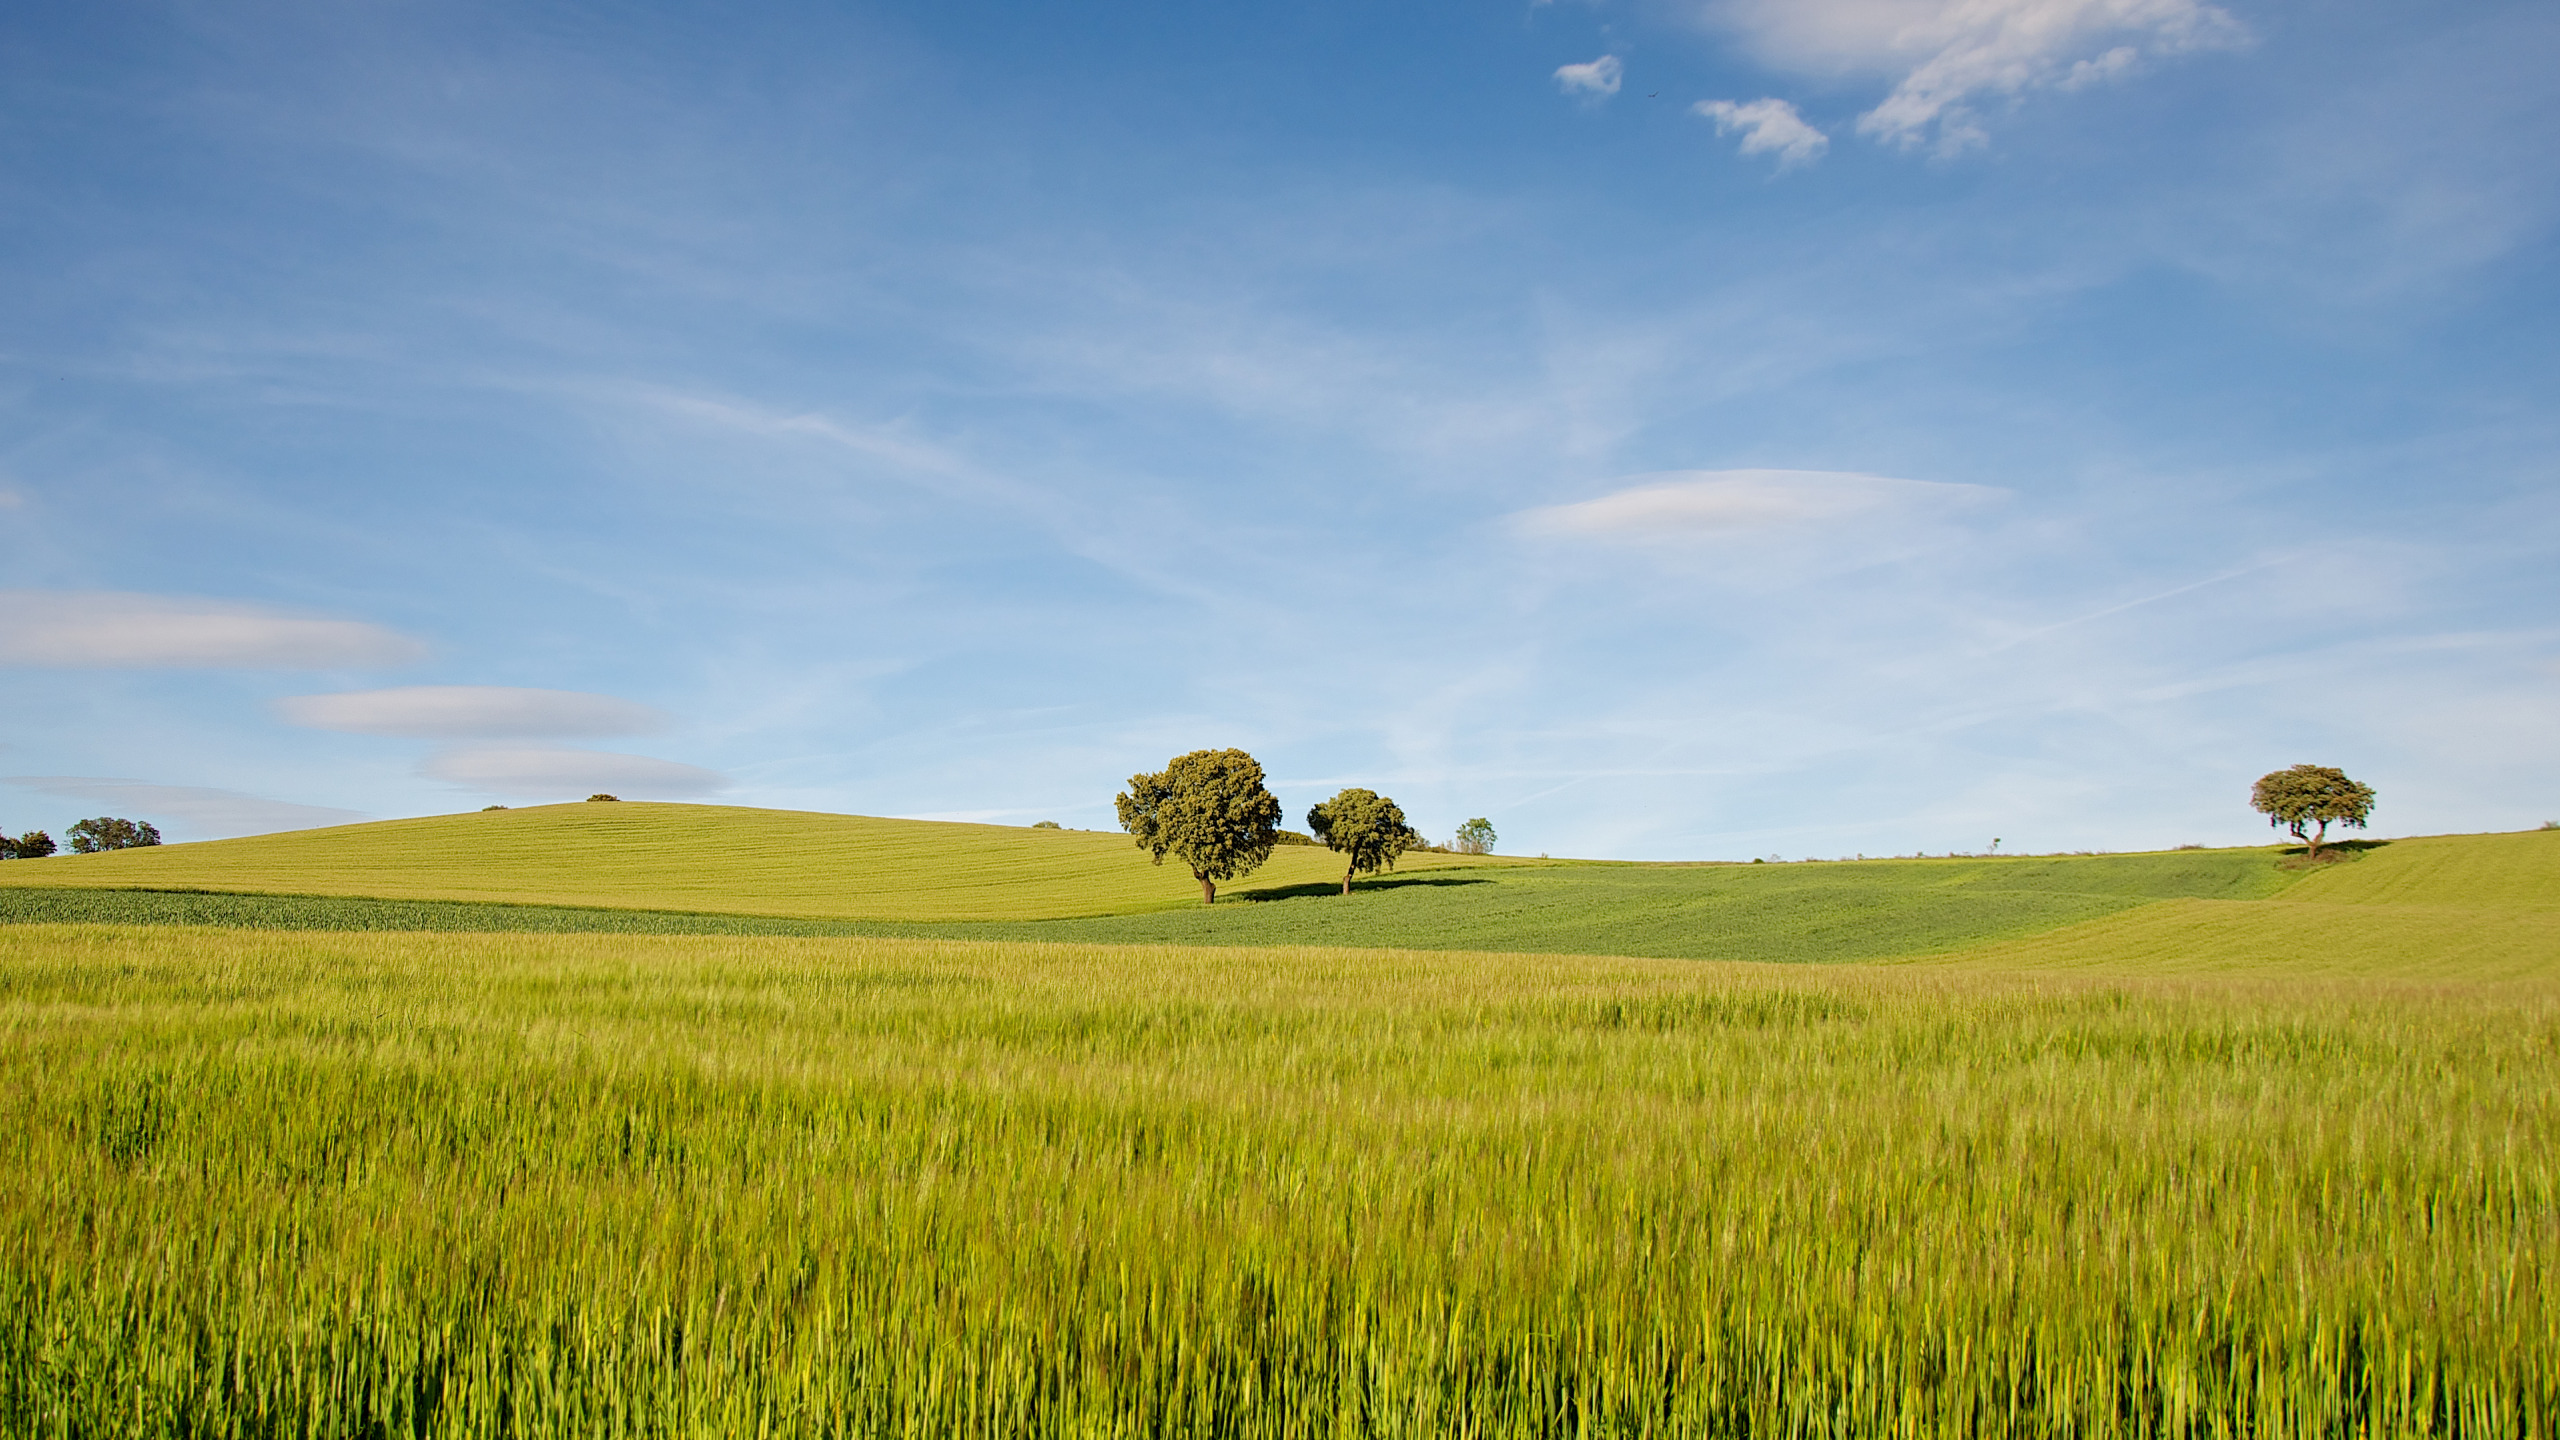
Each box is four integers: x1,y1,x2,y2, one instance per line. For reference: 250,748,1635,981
2,0,2555,860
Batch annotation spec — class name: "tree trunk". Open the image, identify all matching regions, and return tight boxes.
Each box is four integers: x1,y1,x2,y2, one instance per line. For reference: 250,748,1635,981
1341,868,1353,897
1197,873,1216,905
2309,818,2329,860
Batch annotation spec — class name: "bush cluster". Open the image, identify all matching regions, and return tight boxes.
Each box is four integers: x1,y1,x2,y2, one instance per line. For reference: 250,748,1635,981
67,817,161,854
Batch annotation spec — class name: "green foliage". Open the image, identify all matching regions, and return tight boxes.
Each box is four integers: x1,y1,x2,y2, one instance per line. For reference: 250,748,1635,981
1271,829,1317,846
0,831,54,860
1115,749,1282,903
586,793,619,802
2250,764,2377,857
1306,789,1420,895
64,817,159,854
1031,820,1062,830
0,924,2550,1434
1454,817,1496,855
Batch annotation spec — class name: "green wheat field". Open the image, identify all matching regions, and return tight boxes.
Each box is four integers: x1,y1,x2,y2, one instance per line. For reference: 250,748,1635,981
2,808,2554,1435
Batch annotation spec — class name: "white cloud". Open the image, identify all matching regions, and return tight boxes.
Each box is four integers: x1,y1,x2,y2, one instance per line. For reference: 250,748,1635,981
278,685,665,738
1514,468,2001,538
1694,98,1831,168
1554,55,1625,99
1704,0,2246,152
0,591,425,669
420,746,729,799
3,777,367,838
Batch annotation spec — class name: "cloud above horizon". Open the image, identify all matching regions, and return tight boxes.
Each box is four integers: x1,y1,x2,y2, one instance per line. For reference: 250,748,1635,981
279,685,666,739
1694,98,1830,168
0,592,426,669
420,747,730,799
3,776,367,838
1553,54,1625,99
1703,0,2247,151
1514,469,2002,539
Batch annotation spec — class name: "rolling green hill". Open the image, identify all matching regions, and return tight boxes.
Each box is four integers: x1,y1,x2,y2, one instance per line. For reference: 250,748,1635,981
2274,827,2560,909
4,806,2550,973
0,802,1536,921
1923,829,2560,980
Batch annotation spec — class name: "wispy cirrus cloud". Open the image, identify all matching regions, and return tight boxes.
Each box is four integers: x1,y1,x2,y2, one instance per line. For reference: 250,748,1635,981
0,592,425,669
1694,98,1830,169
1704,0,2247,152
1514,468,2002,539
1554,54,1624,99
279,686,665,738
420,747,729,799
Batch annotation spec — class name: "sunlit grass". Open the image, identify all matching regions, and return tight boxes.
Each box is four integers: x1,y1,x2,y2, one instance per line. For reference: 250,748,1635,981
5,921,2553,1435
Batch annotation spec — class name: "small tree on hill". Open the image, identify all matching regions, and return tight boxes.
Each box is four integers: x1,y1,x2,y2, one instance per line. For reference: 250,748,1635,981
1,830,56,859
1453,817,1496,856
1306,788,1420,896
1116,748,1282,904
2249,765,2375,860
66,817,161,853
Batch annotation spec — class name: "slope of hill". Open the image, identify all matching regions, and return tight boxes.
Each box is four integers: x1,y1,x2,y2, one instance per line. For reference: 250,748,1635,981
2274,828,2560,910
0,802,1537,921
6,807,2549,973
0,808,2342,964
1926,830,2560,980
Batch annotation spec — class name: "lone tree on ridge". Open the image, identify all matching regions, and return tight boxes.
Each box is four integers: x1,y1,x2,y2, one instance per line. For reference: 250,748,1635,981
1116,748,1283,904
66,817,160,854
1306,788,1420,896
2249,765,2375,861
1453,817,1496,856
1,830,56,859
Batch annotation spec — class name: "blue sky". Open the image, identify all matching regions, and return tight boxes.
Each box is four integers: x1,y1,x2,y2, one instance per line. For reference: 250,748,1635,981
3,0,2554,860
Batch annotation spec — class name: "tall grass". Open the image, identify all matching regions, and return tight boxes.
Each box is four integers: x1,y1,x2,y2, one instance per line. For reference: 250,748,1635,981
5,923,2552,1435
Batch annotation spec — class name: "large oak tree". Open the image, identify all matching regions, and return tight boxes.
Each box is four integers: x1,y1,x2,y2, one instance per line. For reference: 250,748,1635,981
2249,765,2375,860
1306,788,1420,896
1116,748,1282,904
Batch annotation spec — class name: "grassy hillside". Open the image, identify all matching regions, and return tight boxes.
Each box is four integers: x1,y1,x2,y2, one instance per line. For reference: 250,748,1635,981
2275,828,2560,909
4,810,2548,972
0,838,2319,963
1911,829,2560,981
0,801,1535,921
5,923,2550,1434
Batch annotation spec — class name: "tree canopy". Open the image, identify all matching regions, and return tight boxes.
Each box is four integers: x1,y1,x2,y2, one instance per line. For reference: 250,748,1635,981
66,817,161,854
1453,817,1496,855
2249,765,2376,859
1,830,56,859
1115,748,1282,904
1306,788,1420,896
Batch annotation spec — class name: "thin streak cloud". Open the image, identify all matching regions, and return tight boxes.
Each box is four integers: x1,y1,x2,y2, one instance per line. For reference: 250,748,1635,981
279,686,666,738
0,592,426,669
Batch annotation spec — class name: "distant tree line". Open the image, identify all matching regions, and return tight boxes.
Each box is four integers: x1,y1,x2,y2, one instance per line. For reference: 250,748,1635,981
1,816,161,858
1116,748,1493,904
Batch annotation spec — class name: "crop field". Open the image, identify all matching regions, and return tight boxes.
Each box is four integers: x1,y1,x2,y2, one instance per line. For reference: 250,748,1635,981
5,920,2555,1436
0,802,1540,921
3,827,2552,1435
